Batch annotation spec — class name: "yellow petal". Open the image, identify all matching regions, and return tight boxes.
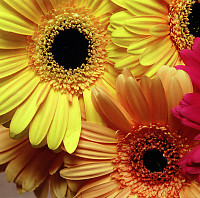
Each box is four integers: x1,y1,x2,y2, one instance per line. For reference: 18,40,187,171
0,29,27,49
112,27,138,48
0,49,26,59
140,36,173,66
0,108,16,125
0,71,40,115
111,0,126,8
144,45,177,77
4,0,43,24
0,11,34,35
115,54,139,69
10,83,51,139
63,96,81,154
34,178,49,198
0,55,28,78
151,76,168,125
83,89,103,125
47,93,69,150
150,24,170,37
125,77,152,125
125,16,166,35
50,0,63,8
124,0,168,16
29,89,59,146
110,11,133,30
128,36,156,55
115,187,132,198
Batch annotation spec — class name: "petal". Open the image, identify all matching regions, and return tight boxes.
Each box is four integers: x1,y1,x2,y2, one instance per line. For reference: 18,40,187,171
151,76,168,125
0,11,34,35
125,16,166,35
0,55,28,78
125,77,152,125
128,36,156,55
63,95,81,154
124,0,168,16
0,29,27,49
92,87,133,132
47,93,69,150
81,121,117,143
60,162,113,180
0,70,40,115
112,27,139,48
75,181,119,198
74,138,117,160
150,24,170,37
140,36,174,66
114,187,132,198
115,54,139,69
29,89,59,146
50,173,68,198
10,83,51,139
5,144,37,182
179,105,200,126
0,49,26,59
83,89,103,125
4,0,43,24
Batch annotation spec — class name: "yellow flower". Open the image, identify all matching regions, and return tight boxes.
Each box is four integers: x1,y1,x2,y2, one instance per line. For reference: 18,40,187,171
60,66,200,197
0,0,119,153
0,125,82,198
107,0,198,78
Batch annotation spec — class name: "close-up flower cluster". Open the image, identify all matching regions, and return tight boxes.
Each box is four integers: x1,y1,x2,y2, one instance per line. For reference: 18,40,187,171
0,0,200,197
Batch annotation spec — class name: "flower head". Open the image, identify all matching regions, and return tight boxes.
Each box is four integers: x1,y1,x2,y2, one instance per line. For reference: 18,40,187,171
173,37,200,130
0,0,119,153
0,124,82,197
60,66,198,197
107,0,200,77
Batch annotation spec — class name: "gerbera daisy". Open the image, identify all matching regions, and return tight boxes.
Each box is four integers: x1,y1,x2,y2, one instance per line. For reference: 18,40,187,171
60,66,200,197
0,0,119,153
173,37,200,130
0,124,82,198
107,0,200,78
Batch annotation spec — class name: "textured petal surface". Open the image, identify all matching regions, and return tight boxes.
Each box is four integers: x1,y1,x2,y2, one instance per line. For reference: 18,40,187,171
64,96,81,154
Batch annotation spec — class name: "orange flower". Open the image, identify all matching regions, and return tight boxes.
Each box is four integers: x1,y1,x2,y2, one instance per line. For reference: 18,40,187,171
0,125,82,198
60,66,200,197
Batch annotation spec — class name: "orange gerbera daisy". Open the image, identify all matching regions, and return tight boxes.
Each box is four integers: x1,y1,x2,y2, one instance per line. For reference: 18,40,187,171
60,66,200,197
0,0,119,153
107,0,199,78
0,125,82,197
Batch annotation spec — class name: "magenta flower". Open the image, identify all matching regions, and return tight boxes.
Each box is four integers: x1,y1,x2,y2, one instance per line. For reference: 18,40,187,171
173,37,200,130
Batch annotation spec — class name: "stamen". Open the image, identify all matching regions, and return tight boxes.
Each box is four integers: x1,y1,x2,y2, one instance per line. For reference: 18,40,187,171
168,0,195,51
112,124,190,198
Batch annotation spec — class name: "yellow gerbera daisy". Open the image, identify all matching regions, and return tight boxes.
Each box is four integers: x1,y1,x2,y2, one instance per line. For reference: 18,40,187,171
107,0,199,78
0,0,119,153
60,66,200,197
0,125,82,198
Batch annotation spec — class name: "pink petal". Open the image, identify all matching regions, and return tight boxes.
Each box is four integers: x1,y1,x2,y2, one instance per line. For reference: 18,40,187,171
185,166,200,174
181,118,200,130
192,37,200,52
182,93,200,105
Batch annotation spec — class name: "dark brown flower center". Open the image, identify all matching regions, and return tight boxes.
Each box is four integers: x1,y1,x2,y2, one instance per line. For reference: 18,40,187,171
188,1,200,37
143,149,167,172
50,28,91,70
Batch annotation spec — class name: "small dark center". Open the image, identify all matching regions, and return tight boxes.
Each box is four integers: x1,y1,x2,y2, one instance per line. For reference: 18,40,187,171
50,28,90,70
143,149,167,172
188,2,200,37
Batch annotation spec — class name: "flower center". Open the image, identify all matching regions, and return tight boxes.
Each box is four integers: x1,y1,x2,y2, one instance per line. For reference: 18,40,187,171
50,28,90,70
143,149,167,172
27,4,110,96
112,125,190,198
188,1,200,37
168,0,197,51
